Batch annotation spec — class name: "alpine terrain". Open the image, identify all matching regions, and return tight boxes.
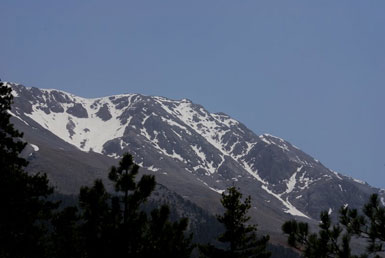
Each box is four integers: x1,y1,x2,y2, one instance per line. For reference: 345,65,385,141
6,82,384,242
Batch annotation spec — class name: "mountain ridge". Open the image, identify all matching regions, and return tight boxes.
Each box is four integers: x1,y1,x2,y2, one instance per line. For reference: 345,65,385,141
5,82,383,241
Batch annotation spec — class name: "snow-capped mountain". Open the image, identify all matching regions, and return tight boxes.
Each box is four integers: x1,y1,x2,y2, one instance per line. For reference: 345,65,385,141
6,82,383,237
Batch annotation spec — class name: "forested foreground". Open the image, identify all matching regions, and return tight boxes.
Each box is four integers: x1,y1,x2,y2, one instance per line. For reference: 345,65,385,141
1,81,384,258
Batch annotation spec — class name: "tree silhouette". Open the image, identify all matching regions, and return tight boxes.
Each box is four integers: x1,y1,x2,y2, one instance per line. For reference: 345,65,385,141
108,153,156,256
144,204,194,258
282,194,385,258
282,212,354,258
50,206,82,258
340,194,385,257
200,186,271,258
0,81,57,258
74,153,194,257
78,179,113,258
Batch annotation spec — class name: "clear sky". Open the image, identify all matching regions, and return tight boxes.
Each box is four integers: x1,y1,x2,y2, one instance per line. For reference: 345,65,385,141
1,1,384,188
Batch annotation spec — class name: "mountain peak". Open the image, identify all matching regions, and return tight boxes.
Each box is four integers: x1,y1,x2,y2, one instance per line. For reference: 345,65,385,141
8,83,384,225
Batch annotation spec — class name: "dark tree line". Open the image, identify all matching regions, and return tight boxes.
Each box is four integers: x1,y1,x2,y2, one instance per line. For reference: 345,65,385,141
0,82,58,258
282,194,385,258
48,153,195,258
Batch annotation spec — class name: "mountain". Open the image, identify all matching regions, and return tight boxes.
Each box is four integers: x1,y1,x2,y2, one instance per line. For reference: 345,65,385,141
6,82,384,242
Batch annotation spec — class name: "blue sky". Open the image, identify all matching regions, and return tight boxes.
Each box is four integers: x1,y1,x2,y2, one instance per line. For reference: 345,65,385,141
1,1,384,188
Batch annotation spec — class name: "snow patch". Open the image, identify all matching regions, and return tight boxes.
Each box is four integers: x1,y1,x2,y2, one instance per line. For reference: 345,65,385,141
107,153,120,159
352,178,366,185
245,141,256,154
24,93,127,153
137,162,161,172
297,171,320,190
169,150,185,162
146,165,160,172
163,100,233,157
8,110,30,126
282,166,303,195
212,113,239,128
208,187,225,194
30,144,39,152
161,116,191,134
332,170,343,180
259,135,271,145
191,145,206,162
197,178,224,194
260,134,290,151
11,89,19,97
142,114,151,125
242,161,309,219
217,155,225,170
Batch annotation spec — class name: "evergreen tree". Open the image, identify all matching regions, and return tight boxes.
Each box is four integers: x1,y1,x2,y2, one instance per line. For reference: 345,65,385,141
144,204,194,258
0,81,57,258
200,186,271,258
75,153,194,258
108,153,156,256
0,82,27,170
50,206,83,258
282,212,354,258
340,194,385,257
282,194,385,258
78,179,113,258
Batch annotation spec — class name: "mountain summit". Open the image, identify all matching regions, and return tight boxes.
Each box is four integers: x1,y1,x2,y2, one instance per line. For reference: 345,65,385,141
6,82,383,238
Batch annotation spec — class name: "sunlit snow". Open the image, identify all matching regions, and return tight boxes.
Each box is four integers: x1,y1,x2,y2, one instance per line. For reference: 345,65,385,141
15,87,318,219
30,143,39,152
24,93,127,153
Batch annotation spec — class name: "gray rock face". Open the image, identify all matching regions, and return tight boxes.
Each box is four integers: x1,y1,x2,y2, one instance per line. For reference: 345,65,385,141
95,104,112,121
66,103,88,118
6,82,384,232
66,118,76,138
51,90,71,103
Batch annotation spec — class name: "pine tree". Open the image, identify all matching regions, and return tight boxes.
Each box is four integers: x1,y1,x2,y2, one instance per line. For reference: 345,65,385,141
108,153,156,256
0,82,27,170
76,153,194,257
340,194,385,257
50,206,83,258
282,212,354,258
144,204,194,258
0,81,57,258
200,186,271,258
78,179,113,258
282,194,385,258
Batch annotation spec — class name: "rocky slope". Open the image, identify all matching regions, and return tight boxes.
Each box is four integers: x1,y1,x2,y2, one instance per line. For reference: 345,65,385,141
6,82,383,240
